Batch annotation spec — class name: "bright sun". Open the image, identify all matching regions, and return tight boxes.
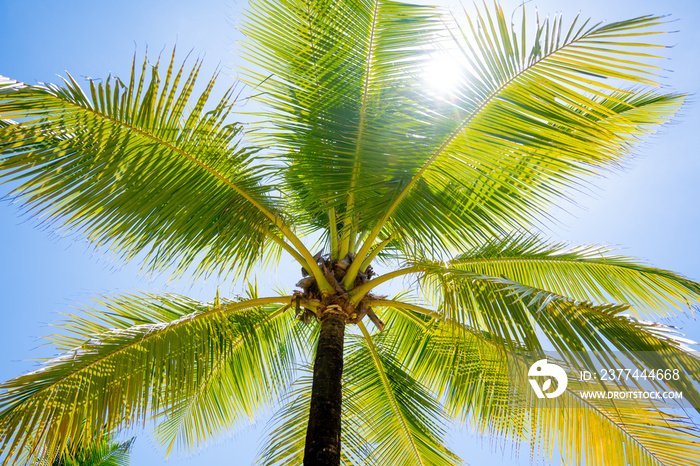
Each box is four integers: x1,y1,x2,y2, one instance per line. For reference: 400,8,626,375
424,53,464,94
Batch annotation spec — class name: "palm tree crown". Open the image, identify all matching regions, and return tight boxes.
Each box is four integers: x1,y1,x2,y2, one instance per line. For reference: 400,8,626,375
1,1,700,465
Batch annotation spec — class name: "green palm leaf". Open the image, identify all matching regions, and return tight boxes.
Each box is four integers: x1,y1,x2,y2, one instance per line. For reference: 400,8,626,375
54,436,134,466
241,0,442,233
364,5,683,258
0,293,295,464
446,234,700,318
373,302,523,434
378,303,700,466
413,264,700,405
540,391,700,466
0,51,310,279
350,324,461,466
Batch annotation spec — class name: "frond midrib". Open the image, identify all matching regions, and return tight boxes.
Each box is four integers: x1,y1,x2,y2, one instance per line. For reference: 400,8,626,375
376,18,642,232
358,321,426,465
565,386,672,466
35,90,281,227
445,256,700,313
346,0,381,219
452,255,691,281
161,304,291,454
5,297,290,407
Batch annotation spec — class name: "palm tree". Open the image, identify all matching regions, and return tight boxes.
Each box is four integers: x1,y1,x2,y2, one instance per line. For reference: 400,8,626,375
51,435,133,466
1,1,700,465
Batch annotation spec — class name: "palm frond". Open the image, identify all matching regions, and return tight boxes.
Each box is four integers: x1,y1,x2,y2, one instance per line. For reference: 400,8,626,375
539,390,700,466
152,301,306,455
377,302,700,466
0,293,295,465
373,302,525,436
414,264,700,407
447,234,700,318
0,50,290,279
241,0,443,231
353,323,462,466
372,4,683,256
56,436,134,466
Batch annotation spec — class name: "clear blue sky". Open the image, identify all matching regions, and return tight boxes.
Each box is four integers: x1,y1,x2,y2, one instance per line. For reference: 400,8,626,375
1,1,699,465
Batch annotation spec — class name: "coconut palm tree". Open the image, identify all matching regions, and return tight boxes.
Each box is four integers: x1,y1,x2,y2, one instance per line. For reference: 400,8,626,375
51,435,133,466
1,1,700,465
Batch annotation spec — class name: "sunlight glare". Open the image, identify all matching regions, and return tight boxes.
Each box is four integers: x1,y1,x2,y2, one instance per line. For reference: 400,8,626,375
424,53,464,94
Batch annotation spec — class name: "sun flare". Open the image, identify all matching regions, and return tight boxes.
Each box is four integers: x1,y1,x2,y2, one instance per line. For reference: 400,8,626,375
424,53,464,94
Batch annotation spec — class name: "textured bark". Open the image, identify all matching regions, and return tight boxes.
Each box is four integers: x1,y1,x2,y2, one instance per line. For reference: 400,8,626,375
304,312,346,465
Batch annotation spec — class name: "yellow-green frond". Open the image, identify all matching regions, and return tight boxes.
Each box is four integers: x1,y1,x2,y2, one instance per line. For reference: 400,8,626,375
0,51,284,280
0,293,295,465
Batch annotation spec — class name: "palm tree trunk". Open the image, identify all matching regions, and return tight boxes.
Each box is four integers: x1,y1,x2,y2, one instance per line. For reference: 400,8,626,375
304,312,346,465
